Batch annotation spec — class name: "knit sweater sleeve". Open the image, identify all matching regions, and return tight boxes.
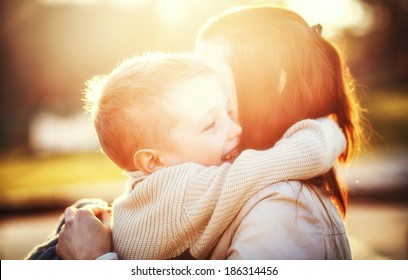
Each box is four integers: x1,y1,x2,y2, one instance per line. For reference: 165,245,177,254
185,117,346,258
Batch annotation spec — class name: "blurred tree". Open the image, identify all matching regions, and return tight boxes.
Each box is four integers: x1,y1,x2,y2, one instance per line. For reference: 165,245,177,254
0,0,32,153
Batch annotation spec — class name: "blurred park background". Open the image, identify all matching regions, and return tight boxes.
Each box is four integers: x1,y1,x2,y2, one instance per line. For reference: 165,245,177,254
0,0,407,260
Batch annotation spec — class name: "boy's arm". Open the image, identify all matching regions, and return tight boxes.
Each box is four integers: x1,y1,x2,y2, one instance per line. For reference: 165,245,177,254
188,117,346,210
217,117,346,185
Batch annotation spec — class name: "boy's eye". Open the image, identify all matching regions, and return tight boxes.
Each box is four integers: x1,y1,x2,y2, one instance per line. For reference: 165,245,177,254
203,121,216,132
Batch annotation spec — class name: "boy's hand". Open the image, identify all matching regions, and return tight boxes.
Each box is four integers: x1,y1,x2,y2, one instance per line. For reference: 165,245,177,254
56,207,112,260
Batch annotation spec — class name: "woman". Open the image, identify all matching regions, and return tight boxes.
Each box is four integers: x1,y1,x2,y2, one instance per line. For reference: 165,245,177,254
50,5,364,259
193,5,364,259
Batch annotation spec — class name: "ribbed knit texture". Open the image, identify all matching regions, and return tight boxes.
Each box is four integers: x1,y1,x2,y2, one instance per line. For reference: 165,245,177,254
112,118,346,259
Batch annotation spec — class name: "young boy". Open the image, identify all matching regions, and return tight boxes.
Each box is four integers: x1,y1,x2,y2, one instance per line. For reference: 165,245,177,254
83,52,345,260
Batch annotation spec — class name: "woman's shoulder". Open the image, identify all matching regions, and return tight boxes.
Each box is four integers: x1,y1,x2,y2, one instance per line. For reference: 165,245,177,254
224,181,320,235
244,180,338,222
247,180,310,203
211,181,330,259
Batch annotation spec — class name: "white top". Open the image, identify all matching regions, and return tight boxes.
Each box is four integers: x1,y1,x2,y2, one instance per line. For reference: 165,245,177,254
210,180,352,259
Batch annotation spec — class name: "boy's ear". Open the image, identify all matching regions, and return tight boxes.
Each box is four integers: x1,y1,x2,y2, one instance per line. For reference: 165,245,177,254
278,68,286,94
133,149,163,175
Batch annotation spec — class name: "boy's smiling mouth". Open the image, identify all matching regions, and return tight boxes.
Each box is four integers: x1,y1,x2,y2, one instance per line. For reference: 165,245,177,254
221,146,240,162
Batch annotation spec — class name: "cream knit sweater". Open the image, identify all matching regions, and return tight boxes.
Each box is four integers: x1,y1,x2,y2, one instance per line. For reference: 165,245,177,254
112,118,346,260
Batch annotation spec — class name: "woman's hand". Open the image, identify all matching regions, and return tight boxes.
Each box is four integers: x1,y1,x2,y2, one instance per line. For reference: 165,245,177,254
56,206,113,259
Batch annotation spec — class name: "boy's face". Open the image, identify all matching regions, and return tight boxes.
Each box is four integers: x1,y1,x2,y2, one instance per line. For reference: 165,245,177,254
160,75,242,167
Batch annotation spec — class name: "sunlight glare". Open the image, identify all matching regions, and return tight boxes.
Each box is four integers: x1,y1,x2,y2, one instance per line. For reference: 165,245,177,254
155,0,190,27
107,0,149,9
38,0,148,8
285,0,374,35
37,0,99,6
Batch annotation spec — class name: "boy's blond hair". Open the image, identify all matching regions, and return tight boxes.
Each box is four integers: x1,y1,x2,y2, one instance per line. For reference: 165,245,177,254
84,52,214,170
